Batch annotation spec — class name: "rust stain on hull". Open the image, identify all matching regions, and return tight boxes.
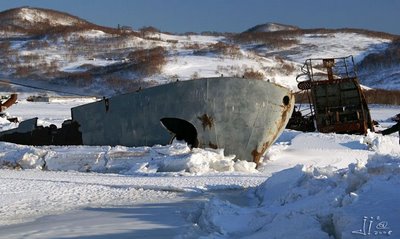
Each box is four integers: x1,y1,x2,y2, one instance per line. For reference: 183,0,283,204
197,113,214,130
251,95,293,165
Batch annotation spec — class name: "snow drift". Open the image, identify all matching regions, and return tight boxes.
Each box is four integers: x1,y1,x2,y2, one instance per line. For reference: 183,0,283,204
0,142,257,175
192,131,400,238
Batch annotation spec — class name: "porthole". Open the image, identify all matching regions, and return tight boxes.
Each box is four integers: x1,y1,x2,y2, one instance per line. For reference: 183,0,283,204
283,95,290,106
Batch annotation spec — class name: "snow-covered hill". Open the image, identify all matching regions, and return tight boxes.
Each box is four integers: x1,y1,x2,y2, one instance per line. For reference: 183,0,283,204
0,7,89,29
244,22,299,32
0,7,399,97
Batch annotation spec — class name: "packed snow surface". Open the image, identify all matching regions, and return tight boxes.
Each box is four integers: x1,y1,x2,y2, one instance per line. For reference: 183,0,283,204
0,98,400,238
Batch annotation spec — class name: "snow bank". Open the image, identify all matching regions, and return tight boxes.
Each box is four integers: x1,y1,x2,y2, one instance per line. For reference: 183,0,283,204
0,116,19,131
194,131,400,238
196,153,399,238
361,129,400,155
0,142,257,175
0,143,47,169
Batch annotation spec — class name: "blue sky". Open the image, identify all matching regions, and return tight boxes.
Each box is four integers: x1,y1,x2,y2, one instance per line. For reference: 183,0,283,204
0,0,399,35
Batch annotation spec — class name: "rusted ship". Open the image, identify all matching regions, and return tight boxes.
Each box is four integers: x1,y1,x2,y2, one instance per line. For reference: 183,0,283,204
287,56,373,134
0,77,294,163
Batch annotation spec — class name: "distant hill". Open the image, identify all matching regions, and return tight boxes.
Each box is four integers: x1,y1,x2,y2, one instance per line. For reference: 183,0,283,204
244,22,299,33
0,7,119,36
0,7,91,29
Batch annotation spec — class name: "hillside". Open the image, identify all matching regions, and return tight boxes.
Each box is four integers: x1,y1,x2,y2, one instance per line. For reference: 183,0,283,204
0,7,399,98
0,7,89,28
0,7,127,38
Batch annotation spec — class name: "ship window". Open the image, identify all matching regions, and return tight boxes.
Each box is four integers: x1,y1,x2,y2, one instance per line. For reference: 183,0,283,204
160,118,199,148
283,96,290,106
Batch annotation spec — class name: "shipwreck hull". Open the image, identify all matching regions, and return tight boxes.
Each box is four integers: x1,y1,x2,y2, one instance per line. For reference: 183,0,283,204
72,77,294,163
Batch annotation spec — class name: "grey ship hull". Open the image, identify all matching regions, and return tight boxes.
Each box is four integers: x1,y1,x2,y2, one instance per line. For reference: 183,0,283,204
72,77,294,163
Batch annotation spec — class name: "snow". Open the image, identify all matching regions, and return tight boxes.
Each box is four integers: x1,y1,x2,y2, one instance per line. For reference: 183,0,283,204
163,54,269,80
159,33,224,45
287,33,390,64
6,98,95,127
158,32,390,92
69,30,109,39
193,128,400,239
0,142,256,175
0,97,399,238
17,8,81,26
61,58,120,73
2,23,393,94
